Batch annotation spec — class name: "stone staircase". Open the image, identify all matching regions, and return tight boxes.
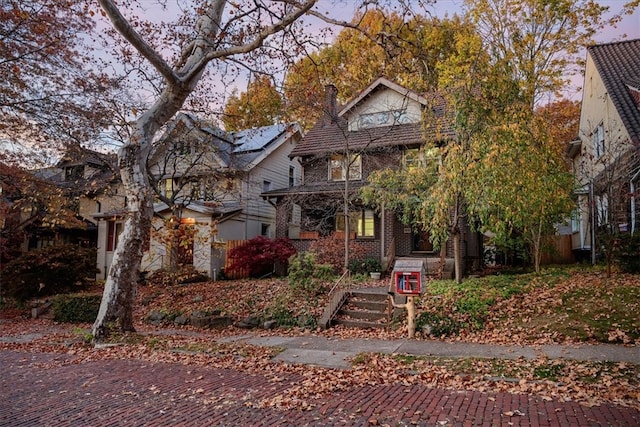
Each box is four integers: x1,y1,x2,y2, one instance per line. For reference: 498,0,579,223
330,288,391,329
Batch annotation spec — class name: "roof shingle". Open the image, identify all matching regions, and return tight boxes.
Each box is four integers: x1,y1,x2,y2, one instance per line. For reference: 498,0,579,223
588,39,640,145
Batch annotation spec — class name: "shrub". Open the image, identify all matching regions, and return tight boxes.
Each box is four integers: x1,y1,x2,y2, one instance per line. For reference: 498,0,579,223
287,252,334,295
616,234,640,274
309,236,367,273
1,244,97,302
227,236,297,277
349,257,382,275
145,266,209,287
415,312,462,337
52,293,101,323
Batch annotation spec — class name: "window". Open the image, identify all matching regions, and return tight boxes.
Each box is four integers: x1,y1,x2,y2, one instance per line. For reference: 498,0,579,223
403,147,440,172
64,165,84,181
262,180,272,192
596,193,609,226
593,123,605,158
329,154,362,181
336,209,375,238
289,166,296,187
161,178,179,199
358,109,408,128
261,223,271,237
106,220,124,251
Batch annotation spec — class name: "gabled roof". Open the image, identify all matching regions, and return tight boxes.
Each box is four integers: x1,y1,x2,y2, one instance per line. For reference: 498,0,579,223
339,76,429,117
588,39,640,145
155,113,301,172
290,79,454,158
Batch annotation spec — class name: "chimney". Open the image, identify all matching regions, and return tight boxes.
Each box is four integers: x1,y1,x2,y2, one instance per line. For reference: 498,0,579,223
323,84,338,126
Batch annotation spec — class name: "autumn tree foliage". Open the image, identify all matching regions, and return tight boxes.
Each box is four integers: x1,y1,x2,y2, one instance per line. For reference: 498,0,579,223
283,10,473,130
0,0,113,161
222,75,283,131
0,161,85,263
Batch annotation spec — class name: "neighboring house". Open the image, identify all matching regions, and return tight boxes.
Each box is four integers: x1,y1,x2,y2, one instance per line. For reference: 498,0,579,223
568,39,640,259
94,113,303,279
262,77,481,274
0,146,118,260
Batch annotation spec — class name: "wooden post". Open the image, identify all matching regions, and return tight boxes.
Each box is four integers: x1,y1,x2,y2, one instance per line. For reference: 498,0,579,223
388,293,417,339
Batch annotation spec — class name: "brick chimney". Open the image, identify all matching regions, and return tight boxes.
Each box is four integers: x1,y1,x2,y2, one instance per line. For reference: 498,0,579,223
323,84,338,126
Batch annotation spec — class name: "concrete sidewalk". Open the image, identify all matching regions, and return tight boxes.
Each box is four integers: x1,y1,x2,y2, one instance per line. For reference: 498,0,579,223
218,334,640,369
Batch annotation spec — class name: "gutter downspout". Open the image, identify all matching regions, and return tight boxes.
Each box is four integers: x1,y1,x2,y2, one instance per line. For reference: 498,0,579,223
590,180,597,265
632,168,640,235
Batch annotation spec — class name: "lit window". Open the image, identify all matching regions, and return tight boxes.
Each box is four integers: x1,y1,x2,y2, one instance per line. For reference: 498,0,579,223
336,209,375,238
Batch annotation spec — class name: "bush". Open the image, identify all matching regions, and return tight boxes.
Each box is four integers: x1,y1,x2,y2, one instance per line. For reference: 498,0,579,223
52,293,102,323
287,252,334,295
616,234,640,274
349,257,382,275
144,266,209,287
227,236,297,277
309,236,367,273
1,244,97,302
415,312,462,337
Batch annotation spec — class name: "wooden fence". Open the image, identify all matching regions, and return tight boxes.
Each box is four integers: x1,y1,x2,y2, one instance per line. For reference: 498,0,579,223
224,239,249,279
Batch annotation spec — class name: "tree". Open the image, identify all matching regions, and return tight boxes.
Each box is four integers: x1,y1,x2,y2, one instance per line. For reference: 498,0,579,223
283,10,471,130
0,161,85,263
222,75,283,131
0,0,113,163
459,0,625,272
90,0,359,341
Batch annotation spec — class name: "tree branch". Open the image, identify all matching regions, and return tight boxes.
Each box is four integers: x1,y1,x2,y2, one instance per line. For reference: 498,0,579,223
97,0,178,84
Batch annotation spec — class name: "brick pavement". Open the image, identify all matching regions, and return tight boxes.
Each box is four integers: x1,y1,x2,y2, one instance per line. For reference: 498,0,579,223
1,350,638,426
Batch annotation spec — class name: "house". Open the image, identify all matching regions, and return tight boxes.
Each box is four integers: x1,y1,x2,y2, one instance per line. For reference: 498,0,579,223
568,39,640,260
262,77,481,274
94,113,303,279
0,146,118,262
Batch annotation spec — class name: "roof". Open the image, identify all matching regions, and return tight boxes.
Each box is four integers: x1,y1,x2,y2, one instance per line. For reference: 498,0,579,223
290,80,455,158
588,39,640,145
156,113,301,172
339,77,429,117
261,181,368,198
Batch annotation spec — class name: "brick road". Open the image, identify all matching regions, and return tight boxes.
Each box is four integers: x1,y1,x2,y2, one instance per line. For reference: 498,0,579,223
1,350,638,426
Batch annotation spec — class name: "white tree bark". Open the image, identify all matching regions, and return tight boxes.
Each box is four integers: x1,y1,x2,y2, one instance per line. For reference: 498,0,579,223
92,0,318,340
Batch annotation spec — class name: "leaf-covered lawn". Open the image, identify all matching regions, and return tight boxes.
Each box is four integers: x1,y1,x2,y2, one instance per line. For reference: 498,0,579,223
1,267,638,410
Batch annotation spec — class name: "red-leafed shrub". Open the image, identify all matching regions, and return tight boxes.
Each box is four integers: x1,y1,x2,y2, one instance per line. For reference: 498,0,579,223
226,236,297,277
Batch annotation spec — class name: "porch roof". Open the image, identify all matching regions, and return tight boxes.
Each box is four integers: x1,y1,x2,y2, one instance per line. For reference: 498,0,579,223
261,181,367,199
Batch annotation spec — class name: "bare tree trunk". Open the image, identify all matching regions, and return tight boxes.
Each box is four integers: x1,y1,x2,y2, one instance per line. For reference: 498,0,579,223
93,144,153,340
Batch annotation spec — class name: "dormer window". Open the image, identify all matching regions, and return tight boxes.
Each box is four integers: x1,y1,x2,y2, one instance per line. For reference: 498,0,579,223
64,165,84,181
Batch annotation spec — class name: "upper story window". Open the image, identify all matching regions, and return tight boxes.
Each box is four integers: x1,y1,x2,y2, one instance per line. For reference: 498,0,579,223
289,165,296,187
403,147,440,172
263,180,272,192
593,123,605,159
329,154,362,181
358,109,409,129
64,165,84,181
159,178,179,199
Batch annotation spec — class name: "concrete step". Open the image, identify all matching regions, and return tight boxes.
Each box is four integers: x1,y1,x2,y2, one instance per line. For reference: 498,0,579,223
348,300,388,311
338,309,388,322
333,318,388,329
